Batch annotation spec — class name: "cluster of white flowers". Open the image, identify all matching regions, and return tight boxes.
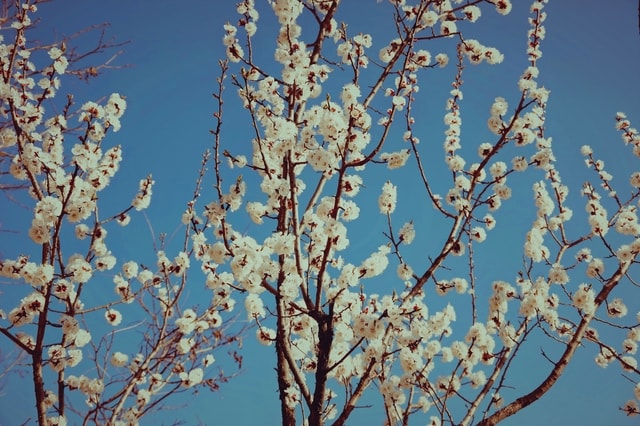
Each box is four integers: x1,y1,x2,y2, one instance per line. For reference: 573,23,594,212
65,374,104,406
578,111,640,350
7,290,45,326
175,308,209,335
380,149,410,169
582,147,618,199
487,97,507,136
0,255,53,289
213,1,498,420
615,112,640,157
378,181,397,214
435,277,468,296
223,24,244,63
572,283,596,316
195,0,640,423
337,32,372,68
615,207,640,236
0,3,253,425
461,39,503,65
581,182,609,236
398,221,415,244
132,175,154,211
358,245,391,279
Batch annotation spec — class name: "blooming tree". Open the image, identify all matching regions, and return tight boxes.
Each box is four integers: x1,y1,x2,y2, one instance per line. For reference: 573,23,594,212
2,0,640,425
0,2,242,425
199,0,639,425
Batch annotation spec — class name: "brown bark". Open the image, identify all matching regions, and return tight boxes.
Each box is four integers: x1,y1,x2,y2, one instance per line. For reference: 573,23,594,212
308,310,334,426
276,328,297,426
34,242,54,425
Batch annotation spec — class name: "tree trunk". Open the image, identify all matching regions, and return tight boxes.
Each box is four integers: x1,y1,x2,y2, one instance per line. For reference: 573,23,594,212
276,299,296,426
308,311,333,426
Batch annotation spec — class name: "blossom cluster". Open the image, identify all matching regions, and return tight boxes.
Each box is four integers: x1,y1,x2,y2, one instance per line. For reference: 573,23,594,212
6,0,635,423
209,1,591,424
0,3,244,424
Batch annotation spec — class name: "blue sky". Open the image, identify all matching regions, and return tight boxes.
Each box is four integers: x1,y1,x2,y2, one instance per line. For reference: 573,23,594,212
1,0,640,425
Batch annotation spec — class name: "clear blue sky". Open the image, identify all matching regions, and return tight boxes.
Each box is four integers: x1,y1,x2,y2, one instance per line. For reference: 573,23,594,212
1,1,639,425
